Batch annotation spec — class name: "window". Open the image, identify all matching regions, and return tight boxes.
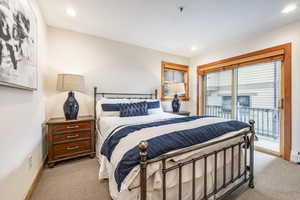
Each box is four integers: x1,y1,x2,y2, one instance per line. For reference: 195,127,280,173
161,61,189,100
222,96,232,112
222,96,250,110
237,96,250,107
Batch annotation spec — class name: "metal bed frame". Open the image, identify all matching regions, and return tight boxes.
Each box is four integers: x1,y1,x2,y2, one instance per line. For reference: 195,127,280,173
93,87,255,200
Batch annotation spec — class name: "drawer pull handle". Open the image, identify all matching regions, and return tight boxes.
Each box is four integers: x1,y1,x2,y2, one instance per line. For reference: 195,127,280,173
67,134,79,139
66,146,79,150
66,125,79,129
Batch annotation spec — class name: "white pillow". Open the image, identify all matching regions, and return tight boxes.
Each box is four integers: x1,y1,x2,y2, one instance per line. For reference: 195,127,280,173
96,98,130,117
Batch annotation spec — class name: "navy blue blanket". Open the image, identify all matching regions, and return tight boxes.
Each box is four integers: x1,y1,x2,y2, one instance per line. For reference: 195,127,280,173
101,116,208,161
101,117,250,191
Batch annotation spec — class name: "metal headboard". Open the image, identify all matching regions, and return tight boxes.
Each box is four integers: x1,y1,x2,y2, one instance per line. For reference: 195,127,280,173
93,87,158,119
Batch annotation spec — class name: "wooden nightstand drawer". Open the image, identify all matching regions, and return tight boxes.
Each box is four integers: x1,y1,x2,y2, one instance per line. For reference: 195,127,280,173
54,140,91,159
53,122,91,133
53,131,91,144
47,116,95,168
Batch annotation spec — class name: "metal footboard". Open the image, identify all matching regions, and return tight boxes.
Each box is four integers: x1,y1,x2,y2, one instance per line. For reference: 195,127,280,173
139,120,255,200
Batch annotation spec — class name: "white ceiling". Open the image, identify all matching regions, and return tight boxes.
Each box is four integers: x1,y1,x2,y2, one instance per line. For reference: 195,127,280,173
37,0,300,57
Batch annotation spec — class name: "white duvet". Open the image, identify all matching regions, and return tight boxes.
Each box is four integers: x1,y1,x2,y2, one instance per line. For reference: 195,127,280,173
96,113,249,200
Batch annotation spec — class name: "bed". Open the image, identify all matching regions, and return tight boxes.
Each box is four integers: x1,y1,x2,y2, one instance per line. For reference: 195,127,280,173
93,87,255,200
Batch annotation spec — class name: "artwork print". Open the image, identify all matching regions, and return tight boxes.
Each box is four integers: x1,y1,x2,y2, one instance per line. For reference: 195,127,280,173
0,0,37,90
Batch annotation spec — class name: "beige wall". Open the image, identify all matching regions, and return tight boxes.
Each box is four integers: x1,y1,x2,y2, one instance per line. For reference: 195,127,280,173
190,21,300,162
0,0,48,200
45,27,190,118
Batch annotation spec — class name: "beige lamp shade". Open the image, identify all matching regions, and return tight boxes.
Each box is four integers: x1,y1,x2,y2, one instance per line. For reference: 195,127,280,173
168,82,186,96
56,74,85,92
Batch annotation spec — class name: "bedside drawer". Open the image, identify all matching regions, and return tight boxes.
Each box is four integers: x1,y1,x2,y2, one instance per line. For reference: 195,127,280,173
53,122,91,133
54,140,91,158
47,117,95,167
53,131,91,144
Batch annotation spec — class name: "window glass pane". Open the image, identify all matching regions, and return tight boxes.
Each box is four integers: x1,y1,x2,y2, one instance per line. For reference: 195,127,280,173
173,71,184,83
163,84,170,97
164,70,173,82
163,70,185,97
205,70,232,119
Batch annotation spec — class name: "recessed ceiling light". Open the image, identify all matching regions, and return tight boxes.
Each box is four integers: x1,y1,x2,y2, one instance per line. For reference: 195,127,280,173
191,46,198,51
66,8,76,17
282,4,297,14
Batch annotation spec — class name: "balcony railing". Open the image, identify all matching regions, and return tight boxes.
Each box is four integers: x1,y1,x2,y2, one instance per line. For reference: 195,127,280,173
205,105,280,140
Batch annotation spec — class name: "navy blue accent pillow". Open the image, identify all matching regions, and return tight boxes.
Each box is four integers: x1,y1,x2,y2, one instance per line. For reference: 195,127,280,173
119,102,148,117
147,101,160,109
101,103,120,111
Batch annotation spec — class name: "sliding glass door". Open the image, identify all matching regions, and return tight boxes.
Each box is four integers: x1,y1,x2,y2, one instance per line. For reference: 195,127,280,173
236,61,281,152
203,61,282,153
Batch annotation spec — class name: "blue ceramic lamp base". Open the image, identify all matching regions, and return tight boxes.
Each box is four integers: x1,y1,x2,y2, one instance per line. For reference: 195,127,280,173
172,94,181,112
63,91,79,120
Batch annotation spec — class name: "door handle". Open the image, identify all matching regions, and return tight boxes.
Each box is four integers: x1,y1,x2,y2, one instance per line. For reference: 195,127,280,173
278,98,284,109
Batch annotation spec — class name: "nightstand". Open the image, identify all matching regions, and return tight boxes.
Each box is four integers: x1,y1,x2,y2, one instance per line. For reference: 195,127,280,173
166,111,191,116
46,116,95,168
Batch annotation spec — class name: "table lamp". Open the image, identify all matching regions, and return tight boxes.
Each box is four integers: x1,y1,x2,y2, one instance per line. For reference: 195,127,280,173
168,82,185,112
56,74,85,120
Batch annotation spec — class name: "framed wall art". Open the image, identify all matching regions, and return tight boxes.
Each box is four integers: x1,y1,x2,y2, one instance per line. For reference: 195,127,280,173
0,0,37,90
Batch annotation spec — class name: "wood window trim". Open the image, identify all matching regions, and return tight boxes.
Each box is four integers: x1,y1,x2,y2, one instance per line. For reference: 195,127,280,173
198,49,284,75
161,61,189,101
196,43,292,161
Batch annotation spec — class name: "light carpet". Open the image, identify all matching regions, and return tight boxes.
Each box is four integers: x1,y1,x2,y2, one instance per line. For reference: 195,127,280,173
30,152,300,200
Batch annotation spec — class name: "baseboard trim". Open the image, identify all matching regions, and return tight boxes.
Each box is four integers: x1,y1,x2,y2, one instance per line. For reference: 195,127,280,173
24,158,46,200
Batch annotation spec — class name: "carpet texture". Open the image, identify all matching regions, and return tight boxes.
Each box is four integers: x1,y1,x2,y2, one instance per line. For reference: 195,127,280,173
30,152,300,200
